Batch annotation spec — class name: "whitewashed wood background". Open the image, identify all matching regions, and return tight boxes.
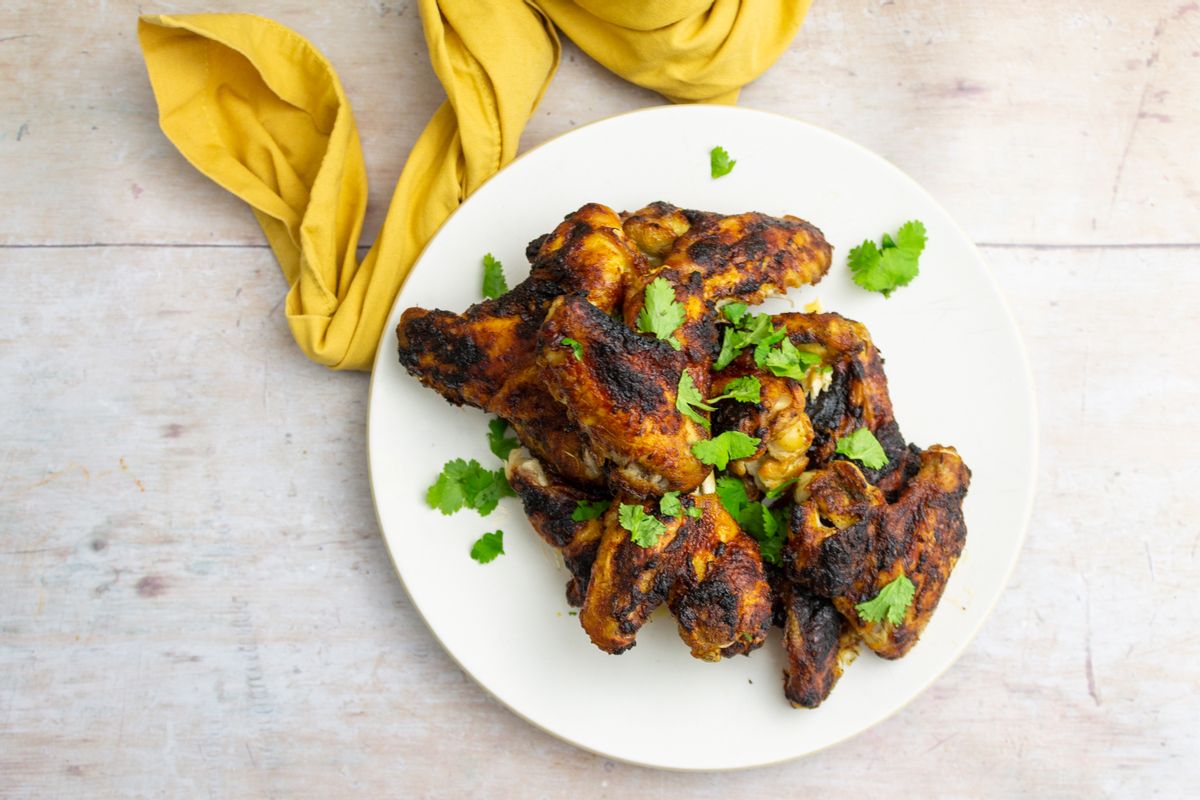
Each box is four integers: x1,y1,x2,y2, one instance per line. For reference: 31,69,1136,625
2,1,1198,796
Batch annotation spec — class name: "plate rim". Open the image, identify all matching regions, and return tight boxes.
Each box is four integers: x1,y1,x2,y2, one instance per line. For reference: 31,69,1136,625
365,103,1039,771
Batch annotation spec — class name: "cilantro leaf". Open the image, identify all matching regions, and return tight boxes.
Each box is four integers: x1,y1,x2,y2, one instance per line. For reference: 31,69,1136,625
722,302,749,327
835,428,889,470
765,476,801,500
691,431,760,470
636,277,685,350
675,371,714,429
855,572,916,624
710,146,736,178
560,337,583,361
426,458,514,517
470,530,505,564
848,220,927,297
714,313,777,371
751,326,788,367
759,337,822,380
707,375,762,405
571,499,610,522
660,491,683,518
426,458,471,514
713,476,786,565
482,253,508,299
487,418,519,461
619,503,667,548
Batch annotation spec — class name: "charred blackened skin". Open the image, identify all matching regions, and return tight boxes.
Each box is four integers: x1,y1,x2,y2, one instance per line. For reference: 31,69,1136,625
781,586,847,709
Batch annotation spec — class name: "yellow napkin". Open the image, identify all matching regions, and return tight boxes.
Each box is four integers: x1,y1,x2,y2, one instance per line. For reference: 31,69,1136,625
138,1,812,370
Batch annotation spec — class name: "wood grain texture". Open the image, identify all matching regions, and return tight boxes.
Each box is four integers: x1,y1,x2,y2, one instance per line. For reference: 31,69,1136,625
1,0,1198,797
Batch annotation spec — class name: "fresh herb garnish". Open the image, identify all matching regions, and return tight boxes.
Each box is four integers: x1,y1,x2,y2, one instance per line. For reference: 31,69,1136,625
691,431,760,470
560,337,583,361
619,503,667,548
835,428,889,470
855,572,916,624
636,277,686,350
715,312,779,371
710,146,736,179
848,220,927,297
487,418,519,461
659,491,683,518
470,530,505,563
481,253,508,299
571,499,611,522
714,476,787,565
707,375,762,405
758,337,822,380
426,458,515,516
722,302,749,327
676,371,714,429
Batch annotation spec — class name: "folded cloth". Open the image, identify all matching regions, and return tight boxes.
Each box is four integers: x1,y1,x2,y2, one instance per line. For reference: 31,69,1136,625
138,1,812,370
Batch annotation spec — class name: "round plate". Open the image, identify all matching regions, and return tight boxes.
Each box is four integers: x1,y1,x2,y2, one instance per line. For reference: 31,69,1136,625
367,105,1036,770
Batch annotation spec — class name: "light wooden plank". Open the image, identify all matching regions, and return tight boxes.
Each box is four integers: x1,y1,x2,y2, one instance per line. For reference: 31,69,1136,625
0,243,1195,796
0,0,1196,248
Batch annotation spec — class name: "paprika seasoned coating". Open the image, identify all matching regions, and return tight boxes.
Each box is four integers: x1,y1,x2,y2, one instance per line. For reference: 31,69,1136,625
539,293,712,497
786,446,971,659
623,211,832,317
580,494,771,659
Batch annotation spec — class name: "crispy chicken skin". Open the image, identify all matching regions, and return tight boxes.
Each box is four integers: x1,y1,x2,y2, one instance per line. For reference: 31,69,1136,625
777,312,918,496
786,446,971,659
397,204,638,483
505,448,608,606
581,494,771,658
539,294,711,496
396,203,640,408
580,499,693,654
710,362,815,493
780,585,851,709
490,366,604,486
669,495,773,660
624,211,832,316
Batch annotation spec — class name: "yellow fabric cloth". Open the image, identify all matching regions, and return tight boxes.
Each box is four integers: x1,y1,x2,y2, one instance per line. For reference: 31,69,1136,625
137,2,812,370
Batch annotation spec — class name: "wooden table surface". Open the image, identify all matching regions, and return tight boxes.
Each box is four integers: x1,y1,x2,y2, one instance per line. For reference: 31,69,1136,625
2,1,1197,796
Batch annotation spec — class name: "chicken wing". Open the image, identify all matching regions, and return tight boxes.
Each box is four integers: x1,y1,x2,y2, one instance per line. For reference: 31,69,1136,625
668,494,773,660
398,204,640,482
538,293,711,496
505,447,608,606
780,584,852,709
786,446,971,659
580,494,771,658
776,312,919,496
624,211,832,316
710,363,815,494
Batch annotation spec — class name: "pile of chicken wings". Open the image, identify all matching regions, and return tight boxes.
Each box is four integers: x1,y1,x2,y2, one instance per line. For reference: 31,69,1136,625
396,202,971,707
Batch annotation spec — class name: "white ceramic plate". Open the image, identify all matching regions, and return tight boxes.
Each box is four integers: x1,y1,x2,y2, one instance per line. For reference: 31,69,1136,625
367,105,1036,770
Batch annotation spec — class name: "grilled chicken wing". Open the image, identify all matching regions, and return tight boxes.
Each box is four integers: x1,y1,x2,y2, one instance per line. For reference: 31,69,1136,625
397,204,640,482
490,366,605,486
710,363,815,494
669,495,773,660
539,293,712,496
505,448,608,605
786,446,971,659
624,211,832,316
776,312,919,496
581,494,771,658
780,584,852,709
